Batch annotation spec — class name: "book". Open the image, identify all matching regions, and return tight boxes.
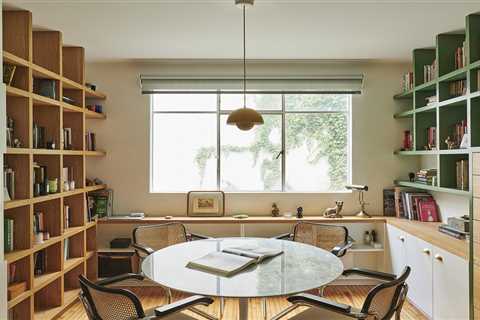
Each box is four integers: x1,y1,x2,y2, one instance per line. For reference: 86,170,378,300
33,79,56,99
64,238,69,260
438,224,467,239
418,199,439,222
90,189,113,217
3,63,16,86
456,159,468,190
187,245,283,277
383,189,396,216
4,218,14,252
4,166,15,200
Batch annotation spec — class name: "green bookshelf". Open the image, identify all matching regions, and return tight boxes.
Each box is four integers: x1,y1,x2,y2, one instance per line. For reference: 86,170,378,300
393,12,480,197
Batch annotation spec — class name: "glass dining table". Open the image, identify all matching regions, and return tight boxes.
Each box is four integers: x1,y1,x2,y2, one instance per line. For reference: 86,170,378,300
142,237,343,320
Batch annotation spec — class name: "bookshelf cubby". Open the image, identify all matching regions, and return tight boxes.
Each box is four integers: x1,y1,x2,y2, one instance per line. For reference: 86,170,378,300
3,8,107,319
393,12,480,197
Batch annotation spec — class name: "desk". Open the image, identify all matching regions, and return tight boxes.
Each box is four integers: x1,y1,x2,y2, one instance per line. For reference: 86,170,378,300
142,237,343,320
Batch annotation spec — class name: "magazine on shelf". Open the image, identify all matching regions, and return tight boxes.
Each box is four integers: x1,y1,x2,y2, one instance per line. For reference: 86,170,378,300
186,245,283,277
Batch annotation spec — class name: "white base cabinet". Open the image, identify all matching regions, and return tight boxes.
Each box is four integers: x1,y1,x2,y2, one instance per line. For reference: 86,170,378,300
387,225,469,320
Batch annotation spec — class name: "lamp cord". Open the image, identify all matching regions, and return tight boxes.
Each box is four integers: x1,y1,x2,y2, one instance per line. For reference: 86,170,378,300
243,4,246,109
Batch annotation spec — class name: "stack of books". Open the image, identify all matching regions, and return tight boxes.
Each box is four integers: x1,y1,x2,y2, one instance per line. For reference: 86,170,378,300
394,187,439,222
454,42,467,70
456,159,469,191
85,132,96,151
423,60,437,83
415,168,437,185
4,165,15,201
34,251,47,276
401,72,414,92
449,80,466,97
453,120,467,148
439,216,469,239
33,123,46,149
4,217,14,252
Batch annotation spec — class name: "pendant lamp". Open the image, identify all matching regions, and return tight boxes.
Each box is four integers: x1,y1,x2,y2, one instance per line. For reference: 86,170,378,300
226,0,264,131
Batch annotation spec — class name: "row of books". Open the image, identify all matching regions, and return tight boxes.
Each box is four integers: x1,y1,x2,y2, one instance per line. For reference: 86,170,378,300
423,60,437,83
4,166,15,201
401,71,414,92
33,212,45,235
393,187,439,222
451,120,468,148
62,166,75,191
456,159,469,191
415,168,437,185
449,79,466,97
33,250,47,276
4,218,14,252
426,126,436,149
85,132,96,151
33,79,56,100
64,238,70,260
64,204,71,229
454,42,467,70
33,162,49,197
63,127,73,150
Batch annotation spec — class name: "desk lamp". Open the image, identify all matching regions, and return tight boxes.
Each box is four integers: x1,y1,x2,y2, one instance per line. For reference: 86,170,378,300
345,184,370,218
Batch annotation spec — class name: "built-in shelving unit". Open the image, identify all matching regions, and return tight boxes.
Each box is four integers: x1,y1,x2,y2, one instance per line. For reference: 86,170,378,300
393,13,480,198
3,9,106,319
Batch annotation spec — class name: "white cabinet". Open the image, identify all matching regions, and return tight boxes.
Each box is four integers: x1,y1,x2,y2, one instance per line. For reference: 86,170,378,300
386,224,407,275
386,224,469,320
406,235,433,318
432,246,469,320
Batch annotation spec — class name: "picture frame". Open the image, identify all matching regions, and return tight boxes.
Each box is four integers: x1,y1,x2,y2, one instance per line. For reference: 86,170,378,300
187,191,225,217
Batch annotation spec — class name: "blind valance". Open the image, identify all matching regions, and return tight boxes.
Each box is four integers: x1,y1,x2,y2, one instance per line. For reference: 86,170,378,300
140,75,364,94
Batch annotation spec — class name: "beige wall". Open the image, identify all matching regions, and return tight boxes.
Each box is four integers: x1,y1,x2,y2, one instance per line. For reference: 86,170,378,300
85,60,419,217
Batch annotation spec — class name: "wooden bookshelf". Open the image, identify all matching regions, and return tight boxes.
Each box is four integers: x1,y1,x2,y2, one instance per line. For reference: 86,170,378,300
393,12,480,318
3,9,107,319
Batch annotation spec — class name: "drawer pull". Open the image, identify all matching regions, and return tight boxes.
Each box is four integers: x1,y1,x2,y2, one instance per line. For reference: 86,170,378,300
423,248,431,255
434,254,443,262
399,236,405,242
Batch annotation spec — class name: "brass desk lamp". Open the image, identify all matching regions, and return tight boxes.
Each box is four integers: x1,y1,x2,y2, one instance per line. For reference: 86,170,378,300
345,184,371,218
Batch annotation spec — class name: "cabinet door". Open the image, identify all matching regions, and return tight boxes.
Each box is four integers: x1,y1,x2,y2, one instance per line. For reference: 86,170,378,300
406,234,433,318
433,246,469,320
386,224,407,275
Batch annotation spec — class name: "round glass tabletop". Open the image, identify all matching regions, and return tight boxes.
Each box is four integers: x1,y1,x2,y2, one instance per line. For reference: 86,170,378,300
142,237,343,298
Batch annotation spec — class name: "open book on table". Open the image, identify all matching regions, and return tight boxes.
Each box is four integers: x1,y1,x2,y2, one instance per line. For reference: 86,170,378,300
186,245,283,277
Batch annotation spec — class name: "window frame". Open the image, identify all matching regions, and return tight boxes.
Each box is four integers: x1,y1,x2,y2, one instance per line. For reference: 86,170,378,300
149,92,352,193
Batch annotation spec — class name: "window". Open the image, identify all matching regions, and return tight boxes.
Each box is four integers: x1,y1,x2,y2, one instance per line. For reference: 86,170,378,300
150,93,351,192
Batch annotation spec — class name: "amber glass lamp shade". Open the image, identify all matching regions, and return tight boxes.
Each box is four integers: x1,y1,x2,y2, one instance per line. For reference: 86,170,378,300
226,107,264,131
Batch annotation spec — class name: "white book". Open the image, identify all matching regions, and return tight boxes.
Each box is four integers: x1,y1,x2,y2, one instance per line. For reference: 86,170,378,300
186,245,283,277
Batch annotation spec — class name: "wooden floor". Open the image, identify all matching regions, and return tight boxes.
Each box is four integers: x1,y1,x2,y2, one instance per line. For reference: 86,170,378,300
59,286,427,320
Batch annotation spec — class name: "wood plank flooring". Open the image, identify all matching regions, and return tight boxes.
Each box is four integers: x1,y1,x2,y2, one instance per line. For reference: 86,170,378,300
59,286,427,320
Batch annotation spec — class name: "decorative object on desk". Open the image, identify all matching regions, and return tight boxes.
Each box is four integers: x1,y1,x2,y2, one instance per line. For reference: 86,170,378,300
110,238,132,249
323,200,343,218
33,78,56,99
271,203,280,217
226,0,264,131
345,184,370,218
187,191,225,217
445,136,456,150
408,172,415,182
456,159,468,190
3,63,16,85
296,206,303,218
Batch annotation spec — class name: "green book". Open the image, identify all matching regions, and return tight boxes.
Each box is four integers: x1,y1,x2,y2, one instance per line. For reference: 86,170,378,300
94,196,108,218
4,218,14,252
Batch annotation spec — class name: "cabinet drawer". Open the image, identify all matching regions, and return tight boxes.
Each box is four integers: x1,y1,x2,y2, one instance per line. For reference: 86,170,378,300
475,175,480,198
474,153,480,175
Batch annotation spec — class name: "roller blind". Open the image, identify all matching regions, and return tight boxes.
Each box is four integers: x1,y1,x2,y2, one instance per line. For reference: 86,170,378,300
140,75,364,94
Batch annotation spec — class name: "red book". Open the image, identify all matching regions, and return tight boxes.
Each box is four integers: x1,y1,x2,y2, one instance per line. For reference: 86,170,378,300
418,199,439,222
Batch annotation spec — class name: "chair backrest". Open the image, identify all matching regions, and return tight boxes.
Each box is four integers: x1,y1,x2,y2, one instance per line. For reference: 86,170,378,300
293,222,348,252
133,222,188,254
78,275,145,320
361,266,411,320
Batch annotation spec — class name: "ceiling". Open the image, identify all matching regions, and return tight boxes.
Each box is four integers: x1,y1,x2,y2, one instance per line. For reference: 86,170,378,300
5,0,480,62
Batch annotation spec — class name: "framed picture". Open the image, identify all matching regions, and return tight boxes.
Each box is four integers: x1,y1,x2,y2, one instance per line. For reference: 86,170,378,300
187,191,225,217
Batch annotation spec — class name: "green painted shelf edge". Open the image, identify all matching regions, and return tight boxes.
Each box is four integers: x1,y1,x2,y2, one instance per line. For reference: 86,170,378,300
393,109,414,119
438,94,468,108
438,66,468,83
394,90,413,100
394,149,469,155
395,180,471,196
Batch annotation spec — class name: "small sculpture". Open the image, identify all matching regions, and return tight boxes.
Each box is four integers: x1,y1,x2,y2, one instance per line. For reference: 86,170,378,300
445,136,456,150
296,206,303,219
271,203,280,217
409,172,415,182
323,201,344,218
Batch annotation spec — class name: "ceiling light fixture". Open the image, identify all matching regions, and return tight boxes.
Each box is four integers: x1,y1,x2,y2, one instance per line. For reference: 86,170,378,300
227,0,264,131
